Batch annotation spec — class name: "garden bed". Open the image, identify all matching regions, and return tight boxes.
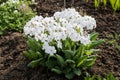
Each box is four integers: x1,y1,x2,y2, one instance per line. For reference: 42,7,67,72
0,0,120,80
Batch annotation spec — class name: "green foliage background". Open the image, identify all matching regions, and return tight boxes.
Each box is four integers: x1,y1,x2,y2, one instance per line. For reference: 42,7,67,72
94,0,120,12
0,0,36,35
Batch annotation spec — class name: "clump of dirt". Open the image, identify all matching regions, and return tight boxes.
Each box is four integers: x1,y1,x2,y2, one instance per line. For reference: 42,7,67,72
0,32,27,80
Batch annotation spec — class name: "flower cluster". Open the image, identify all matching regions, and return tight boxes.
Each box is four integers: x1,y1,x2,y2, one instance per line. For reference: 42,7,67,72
0,0,19,13
9,0,19,3
24,8,96,55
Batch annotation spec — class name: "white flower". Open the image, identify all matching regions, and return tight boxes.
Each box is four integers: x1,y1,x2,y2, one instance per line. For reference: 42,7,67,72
0,3,5,6
79,16,96,30
42,43,56,55
8,0,19,3
31,16,43,22
57,41,62,49
24,8,96,55
80,35,91,45
54,8,81,22
14,10,18,13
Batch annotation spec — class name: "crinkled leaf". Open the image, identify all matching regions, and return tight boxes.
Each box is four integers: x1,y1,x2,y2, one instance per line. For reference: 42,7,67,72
63,50,74,59
65,59,75,68
51,68,62,74
55,54,65,67
46,56,57,68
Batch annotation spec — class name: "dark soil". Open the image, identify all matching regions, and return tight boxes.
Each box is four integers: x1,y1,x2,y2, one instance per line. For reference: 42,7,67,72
0,0,120,80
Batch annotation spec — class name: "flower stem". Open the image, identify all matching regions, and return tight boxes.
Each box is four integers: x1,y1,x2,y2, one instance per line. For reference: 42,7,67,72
64,0,66,8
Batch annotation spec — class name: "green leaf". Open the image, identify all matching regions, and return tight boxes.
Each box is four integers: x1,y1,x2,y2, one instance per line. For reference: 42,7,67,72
115,0,120,11
116,45,120,51
63,67,72,74
77,55,88,67
63,50,74,59
73,68,81,76
105,73,117,80
0,31,3,35
119,0,120,9
85,50,93,55
55,54,65,67
90,32,99,41
89,39,105,49
92,49,100,54
65,59,75,64
65,73,74,80
82,55,96,68
103,0,107,7
23,51,32,60
27,37,41,52
51,68,62,74
27,59,42,68
65,59,75,68
85,49,99,55
46,56,57,68
97,75,102,80
110,0,116,11
94,0,100,8
91,75,96,80
65,38,71,49
84,74,96,80
74,44,85,60
95,0,97,8
82,58,96,68
23,50,42,60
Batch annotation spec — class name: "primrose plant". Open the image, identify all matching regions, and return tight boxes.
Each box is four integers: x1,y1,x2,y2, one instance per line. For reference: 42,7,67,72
24,8,104,79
